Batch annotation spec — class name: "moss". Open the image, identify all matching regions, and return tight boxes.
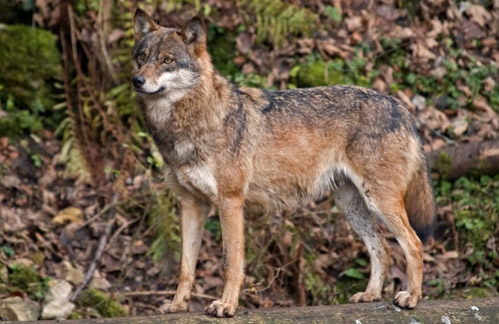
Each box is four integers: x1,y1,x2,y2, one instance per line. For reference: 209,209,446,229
78,288,128,318
462,287,498,298
9,264,41,290
295,58,345,88
7,263,50,301
433,152,453,179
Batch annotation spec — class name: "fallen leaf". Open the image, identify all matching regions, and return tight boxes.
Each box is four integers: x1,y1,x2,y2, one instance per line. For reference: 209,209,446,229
53,207,83,225
466,5,492,27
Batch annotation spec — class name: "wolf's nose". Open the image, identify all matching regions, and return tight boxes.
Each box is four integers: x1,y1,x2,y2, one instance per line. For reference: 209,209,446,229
132,75,146,88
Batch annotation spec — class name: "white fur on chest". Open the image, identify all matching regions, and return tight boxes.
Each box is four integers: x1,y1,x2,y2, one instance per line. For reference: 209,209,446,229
147,97,174,125
176,163,218,199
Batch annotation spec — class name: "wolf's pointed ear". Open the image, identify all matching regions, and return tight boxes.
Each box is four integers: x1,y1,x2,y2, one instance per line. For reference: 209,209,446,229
134,9,158,41
178,16,206,51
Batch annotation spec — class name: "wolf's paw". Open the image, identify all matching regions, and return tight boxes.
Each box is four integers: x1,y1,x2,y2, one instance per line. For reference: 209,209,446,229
206,300,236,318
393,290,421,309
157,301,188,314
349,291,381,303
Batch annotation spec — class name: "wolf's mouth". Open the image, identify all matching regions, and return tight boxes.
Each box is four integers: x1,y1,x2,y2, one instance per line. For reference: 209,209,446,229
133,86,166,95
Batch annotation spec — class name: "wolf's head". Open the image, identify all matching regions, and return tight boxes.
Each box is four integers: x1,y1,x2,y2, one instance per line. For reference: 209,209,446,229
131,9,208,99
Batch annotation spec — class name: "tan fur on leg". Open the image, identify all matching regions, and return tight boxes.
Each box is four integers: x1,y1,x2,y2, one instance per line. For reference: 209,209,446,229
158,196,210,314
206,197,245,318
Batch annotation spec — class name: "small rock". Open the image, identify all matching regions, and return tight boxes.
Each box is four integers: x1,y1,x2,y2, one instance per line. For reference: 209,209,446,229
412,94,426,111
41,300,74,320
441,315,452,324
435,95,450,109
41,280,75,320
45,279,72,302
89,271,111,291
0,296,40,321
470,305,479,312
63,261,84,285
0,265,8,284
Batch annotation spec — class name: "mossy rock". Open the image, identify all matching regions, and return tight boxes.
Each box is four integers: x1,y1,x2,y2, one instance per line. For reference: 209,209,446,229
78,289,128,318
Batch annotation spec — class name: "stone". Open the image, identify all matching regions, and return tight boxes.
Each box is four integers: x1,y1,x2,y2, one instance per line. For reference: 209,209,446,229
63,261,84,285
41,299,75,320
0,265,7,284
0,296,40,321
412,94,426,111
41,280,75,320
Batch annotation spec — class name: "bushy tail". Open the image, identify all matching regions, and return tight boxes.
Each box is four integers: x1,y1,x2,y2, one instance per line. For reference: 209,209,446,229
404,159,436,243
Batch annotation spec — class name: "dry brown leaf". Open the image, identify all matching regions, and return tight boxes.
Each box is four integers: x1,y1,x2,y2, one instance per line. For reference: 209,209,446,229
413,41,436,61
466,5,492,27
53,207,83,225
397,90,415,111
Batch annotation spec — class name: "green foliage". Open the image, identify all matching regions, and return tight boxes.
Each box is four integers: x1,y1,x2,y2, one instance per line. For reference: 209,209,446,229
0,246,15,258
78,289,128,318
378,36,498,111
291,52,376,88
8,263,50,301
208,24,239,77
333,278,367,304
242,0,319,46
9,264,40,290
323,5,342,22
148,190,181,273
0,25,64,138
436,175,499,282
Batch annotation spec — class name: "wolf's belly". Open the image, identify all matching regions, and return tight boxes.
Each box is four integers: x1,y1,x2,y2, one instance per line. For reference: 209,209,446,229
244,161,355,213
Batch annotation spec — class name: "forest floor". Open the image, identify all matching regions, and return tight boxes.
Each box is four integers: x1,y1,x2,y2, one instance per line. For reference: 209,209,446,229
0,0,498,320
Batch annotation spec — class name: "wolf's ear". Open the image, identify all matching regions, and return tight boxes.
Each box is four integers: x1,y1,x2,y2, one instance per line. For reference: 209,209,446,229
178,16,206,51
134,9,158,41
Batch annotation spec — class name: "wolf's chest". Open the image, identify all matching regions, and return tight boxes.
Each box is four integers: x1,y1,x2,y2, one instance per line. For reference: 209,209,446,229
166,141,218,200
174,163,218,200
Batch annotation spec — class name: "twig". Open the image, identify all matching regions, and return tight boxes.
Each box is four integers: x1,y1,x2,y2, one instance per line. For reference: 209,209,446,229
122,290,217,300
78,201,117,229
70,194,119,302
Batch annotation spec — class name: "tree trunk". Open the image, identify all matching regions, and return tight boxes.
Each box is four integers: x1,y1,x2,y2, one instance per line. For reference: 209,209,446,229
428,139,499,180
18,297,499,324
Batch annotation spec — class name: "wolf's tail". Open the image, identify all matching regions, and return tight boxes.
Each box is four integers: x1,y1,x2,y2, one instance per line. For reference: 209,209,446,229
404,158,436,243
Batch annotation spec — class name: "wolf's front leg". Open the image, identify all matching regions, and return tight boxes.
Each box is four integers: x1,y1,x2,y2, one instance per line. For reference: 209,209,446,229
158,197,209,314
206,197,245,317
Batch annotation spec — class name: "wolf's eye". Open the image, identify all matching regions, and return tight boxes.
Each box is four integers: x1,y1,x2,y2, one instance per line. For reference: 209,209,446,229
138,53,146,61
164,58,173,64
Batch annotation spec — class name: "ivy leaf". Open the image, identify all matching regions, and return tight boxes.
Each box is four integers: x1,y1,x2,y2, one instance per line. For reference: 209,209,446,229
344,268,364,280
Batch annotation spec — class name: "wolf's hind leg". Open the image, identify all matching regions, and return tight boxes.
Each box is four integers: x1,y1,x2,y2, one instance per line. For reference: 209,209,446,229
365,188,423,309
333,182,391,303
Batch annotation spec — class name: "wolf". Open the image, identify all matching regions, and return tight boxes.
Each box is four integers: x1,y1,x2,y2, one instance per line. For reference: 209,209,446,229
131,9,435,318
